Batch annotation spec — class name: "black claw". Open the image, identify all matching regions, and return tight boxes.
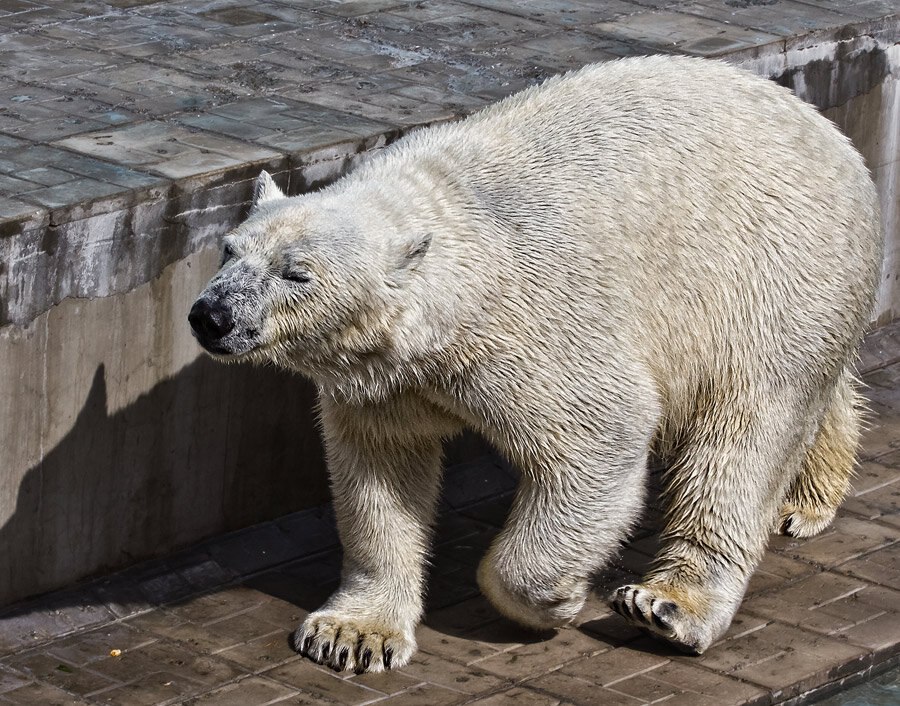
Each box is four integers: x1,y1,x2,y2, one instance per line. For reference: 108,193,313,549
384,647,393,670
301,635,313,655
321,642,331,661
361,648,372,671
337,648,348,671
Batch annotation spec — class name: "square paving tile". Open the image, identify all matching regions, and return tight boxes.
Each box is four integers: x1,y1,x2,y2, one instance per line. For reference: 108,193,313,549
56,123,278,179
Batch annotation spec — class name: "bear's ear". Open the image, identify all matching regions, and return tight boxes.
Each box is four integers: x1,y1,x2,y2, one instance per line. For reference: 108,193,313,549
252,171,286,209
401,231,432,269
388,232,431,287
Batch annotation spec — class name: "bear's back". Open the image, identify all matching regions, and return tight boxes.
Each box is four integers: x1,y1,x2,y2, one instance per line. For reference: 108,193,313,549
340,56,882,399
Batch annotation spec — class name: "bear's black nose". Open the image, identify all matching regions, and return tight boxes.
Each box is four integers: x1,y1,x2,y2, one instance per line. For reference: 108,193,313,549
189,298,235,343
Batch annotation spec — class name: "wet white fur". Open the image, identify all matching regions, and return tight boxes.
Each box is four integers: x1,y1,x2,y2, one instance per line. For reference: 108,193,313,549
194,56,883,669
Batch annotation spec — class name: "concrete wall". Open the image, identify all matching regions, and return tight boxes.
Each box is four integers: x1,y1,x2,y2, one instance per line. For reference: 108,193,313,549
0,163,336,606
1,33,899,608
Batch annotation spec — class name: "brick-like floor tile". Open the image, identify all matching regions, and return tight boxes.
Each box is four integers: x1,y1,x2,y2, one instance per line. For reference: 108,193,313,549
415,624,504,664
839,610,900,651
181,675,301,705
525,670,643,706
165,586,269,625
371,683,469,705
851,457,900,494
215,631,299,673
818,583,900,650
718,610,770,642
745,550,819,596
233,598,306,632
842,481,900,527
242,571,330,613
0,594,115,656
465,685,561,705
57,123,278,180
859,401,900,459
3,651,118,696
398,652,511,695
131,615,252,655
86,639,245,689
473,626,609,680
122,608,186,636
835,540,900,589
558,640,671,686
347,666,424,694
90,670,204,705
577,613,645,646
262,659,385,704
45,623,157,667
0,667,29,695
0,681,93,705
425,596,505,634
617,660,767,705
463,619,542,655
680,0,853,37
592,10,782,56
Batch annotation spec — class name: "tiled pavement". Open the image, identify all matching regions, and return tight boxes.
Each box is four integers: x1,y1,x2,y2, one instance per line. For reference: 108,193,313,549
0,326,898,705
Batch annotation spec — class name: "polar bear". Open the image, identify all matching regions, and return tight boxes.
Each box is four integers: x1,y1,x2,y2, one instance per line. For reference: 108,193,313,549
189,55,883,672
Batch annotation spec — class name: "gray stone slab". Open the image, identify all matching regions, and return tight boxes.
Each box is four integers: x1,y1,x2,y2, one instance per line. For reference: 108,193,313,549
57,122,279,178
0,174,39,195
254,123,362,152
0,198,45,228
592,10,784,56
679,0,862,37
463,0,641,26
22,177,127,208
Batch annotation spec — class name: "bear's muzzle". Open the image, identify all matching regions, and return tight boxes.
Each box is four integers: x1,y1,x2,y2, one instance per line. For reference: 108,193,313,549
189,297,235,353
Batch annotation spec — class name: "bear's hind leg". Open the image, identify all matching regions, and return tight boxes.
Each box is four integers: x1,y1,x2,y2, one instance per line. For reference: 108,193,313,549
778,369,864,538
611,398,805,654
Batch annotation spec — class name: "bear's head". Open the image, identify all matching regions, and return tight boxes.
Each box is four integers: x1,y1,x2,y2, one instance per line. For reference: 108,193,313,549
188,171,432,379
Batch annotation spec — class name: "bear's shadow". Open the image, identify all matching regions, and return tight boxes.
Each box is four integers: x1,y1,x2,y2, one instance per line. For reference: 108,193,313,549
237,456,664,649
0,358,664,655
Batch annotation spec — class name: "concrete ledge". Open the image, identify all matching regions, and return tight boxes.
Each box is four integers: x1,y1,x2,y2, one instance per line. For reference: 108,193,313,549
1,3,898,324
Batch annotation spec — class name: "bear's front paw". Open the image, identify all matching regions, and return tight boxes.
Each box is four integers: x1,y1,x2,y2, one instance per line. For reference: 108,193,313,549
293,612,416,673
610,584,715,654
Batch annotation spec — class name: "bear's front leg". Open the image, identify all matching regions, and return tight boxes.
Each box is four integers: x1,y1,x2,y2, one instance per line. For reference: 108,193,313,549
293,396,449,673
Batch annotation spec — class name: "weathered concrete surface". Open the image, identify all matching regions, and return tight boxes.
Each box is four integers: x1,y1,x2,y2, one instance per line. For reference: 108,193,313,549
1,1,899,607
0,319,899,705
